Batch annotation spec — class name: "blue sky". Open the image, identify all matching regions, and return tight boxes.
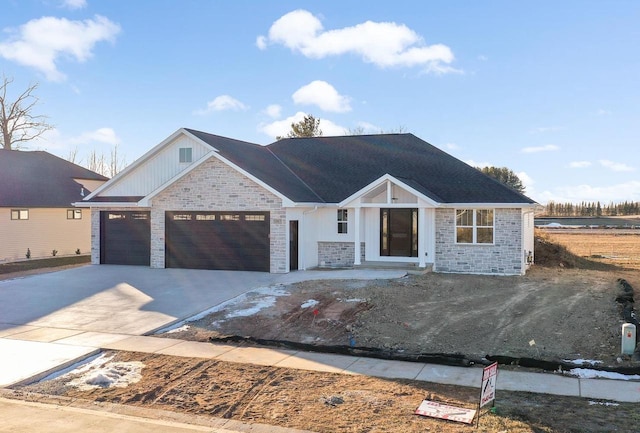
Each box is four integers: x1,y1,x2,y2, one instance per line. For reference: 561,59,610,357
1,0,639,205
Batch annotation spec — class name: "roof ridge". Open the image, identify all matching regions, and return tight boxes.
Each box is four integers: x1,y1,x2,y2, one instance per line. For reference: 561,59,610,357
265,146,326,203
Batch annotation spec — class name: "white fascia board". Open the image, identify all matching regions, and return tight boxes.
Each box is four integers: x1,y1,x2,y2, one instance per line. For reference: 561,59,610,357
338,174,441,208
72,201,145,208
442,203,539,209
84,128,192,201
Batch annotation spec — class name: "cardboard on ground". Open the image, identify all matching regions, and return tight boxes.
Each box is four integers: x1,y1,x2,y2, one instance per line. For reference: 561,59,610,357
415,400,477,424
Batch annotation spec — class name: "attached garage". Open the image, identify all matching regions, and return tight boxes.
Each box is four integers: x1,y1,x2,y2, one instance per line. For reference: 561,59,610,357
100,211,150,265
165,211,270,271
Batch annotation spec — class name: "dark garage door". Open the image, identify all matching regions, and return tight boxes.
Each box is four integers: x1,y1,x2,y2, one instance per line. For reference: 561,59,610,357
165,211,270,272
100,211,151,265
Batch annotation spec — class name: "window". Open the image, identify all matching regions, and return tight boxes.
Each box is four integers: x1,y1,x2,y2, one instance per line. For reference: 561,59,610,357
456,209,494,244
220,214,240,221
11,209,29,220
196,214,216,221
337,209,348,234
245,214,266,222
179,147,192,163
67,209,82,219
172,214,192,221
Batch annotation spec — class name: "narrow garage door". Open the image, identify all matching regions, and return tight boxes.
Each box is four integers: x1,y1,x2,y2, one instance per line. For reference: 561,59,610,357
100,211,151,265
165,211,270,272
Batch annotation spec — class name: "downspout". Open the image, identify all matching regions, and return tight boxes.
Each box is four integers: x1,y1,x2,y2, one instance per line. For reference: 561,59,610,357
301,206,318,270
522,208,536,272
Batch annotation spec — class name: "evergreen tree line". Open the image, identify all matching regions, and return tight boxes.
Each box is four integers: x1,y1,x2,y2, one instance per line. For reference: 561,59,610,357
543,201,640,217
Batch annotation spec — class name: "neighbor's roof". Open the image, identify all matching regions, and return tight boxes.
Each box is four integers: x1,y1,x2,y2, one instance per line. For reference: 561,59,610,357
187,129,536,205
0,149,108,207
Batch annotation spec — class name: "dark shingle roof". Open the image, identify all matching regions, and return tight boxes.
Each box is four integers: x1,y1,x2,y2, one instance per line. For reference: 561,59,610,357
0,150,108,207
190,130,535,204
185,129,322,202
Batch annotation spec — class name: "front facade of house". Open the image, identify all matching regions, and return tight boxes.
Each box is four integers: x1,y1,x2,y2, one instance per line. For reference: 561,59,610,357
79,129,537,275
0,150,108,263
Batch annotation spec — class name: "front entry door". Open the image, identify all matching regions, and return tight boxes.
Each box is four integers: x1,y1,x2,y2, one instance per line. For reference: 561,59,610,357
289,220,299,271
380,209,418,257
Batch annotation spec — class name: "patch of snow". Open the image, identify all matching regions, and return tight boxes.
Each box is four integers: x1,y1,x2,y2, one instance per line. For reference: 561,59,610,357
566,368,640,380
164,324,190,334
37,353,110,382
67,361,144,391
564,359,603,366
210,320,225,328
301,299,319,309
226,296,279,318
155,286,290,333
588,401,620,406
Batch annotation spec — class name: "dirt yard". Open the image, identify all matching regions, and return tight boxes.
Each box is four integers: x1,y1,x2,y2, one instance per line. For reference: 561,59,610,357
160,267,635,367
12,234,640,432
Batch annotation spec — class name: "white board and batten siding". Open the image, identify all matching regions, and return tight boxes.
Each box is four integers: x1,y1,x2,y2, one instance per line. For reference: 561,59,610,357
0,208,92,262
99,135,211,197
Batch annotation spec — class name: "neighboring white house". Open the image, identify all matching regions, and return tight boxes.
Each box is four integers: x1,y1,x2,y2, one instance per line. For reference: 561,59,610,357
77,128,537,275
0,150,108,263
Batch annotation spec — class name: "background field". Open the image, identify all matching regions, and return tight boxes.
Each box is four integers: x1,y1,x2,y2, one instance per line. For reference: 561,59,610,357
537,229,640,270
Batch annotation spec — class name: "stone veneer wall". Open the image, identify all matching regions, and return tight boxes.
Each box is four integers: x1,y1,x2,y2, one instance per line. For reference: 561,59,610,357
434,208,523,275
151,157,287,272
318,242,365,267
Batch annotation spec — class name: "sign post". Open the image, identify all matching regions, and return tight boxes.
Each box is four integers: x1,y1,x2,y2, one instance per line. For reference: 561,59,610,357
477,362,498,427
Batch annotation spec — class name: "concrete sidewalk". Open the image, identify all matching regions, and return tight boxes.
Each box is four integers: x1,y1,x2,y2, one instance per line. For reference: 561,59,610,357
2,325,639,403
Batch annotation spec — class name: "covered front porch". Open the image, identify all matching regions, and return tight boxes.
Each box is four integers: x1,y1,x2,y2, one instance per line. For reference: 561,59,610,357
342,175,437,270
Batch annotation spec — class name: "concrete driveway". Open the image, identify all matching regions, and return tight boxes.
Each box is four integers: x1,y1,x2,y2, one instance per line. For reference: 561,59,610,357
0,265,284,335
0,264,405,387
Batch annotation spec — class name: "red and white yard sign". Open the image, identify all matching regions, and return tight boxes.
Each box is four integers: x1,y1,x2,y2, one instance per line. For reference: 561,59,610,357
415,400,477,424
480,362,498,408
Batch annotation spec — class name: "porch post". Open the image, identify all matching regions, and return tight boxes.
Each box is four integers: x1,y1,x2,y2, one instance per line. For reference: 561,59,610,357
418,207,426,268
354,207,361,266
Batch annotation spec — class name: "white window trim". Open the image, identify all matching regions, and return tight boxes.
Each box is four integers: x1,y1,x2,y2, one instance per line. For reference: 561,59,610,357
455,208,495,245
179,147,193,163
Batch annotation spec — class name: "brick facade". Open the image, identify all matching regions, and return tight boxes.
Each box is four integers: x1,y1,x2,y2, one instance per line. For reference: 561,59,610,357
434,208,523,275
318,242,366,268
92,157,287,273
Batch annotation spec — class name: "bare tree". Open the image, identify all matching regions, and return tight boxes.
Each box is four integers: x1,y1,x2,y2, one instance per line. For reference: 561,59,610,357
0,75,53,150
108,144,126,177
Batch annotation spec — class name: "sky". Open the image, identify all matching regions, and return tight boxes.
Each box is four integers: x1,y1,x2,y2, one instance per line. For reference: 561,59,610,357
1,0,638,205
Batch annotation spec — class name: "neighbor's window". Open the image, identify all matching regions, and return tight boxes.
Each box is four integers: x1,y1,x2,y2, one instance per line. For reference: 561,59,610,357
67,209,82,219
456,209,494,244
11,209,29,220
337,209,348,234
179,147,193,163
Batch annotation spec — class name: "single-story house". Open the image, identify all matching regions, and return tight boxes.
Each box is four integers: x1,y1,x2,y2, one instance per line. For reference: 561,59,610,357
77,128,537,275
0,149,108,262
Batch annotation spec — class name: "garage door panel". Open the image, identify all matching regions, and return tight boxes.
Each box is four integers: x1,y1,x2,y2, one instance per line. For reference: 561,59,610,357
165,211,269,271
101,211,150,266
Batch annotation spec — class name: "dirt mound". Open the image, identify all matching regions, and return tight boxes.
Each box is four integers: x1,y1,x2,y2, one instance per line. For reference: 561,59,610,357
534,232,616,270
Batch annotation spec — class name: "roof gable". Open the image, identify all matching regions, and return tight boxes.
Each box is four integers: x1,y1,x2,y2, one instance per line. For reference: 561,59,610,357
0,149,108,207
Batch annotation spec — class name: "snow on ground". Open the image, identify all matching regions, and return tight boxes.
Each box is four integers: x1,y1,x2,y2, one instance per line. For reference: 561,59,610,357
566,368,640,380
301,299,319,309
165,324,190,334
563,359,603,366
37,353,144,391
155,285,290,333
589,401,620,406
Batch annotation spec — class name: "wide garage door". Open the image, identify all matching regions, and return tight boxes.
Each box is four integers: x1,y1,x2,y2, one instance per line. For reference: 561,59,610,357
165,211,270,272
100,211,150,265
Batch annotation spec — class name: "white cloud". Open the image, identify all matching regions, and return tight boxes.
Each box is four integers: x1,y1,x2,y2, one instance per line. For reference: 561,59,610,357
517,171,534,191
529,126,564,134
61,0,87,9
292,80,351,113
258,111,345,139
464,159,492,168
441,142,459,150
194,95,249,114
521,144,560,153
70,127,121,145
595,108,611,116
257,9,458,73
599,159,634,172
0,15,121,81
477,55,488,61
263,104,282,119
569,161,592,168
535,181,640,204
